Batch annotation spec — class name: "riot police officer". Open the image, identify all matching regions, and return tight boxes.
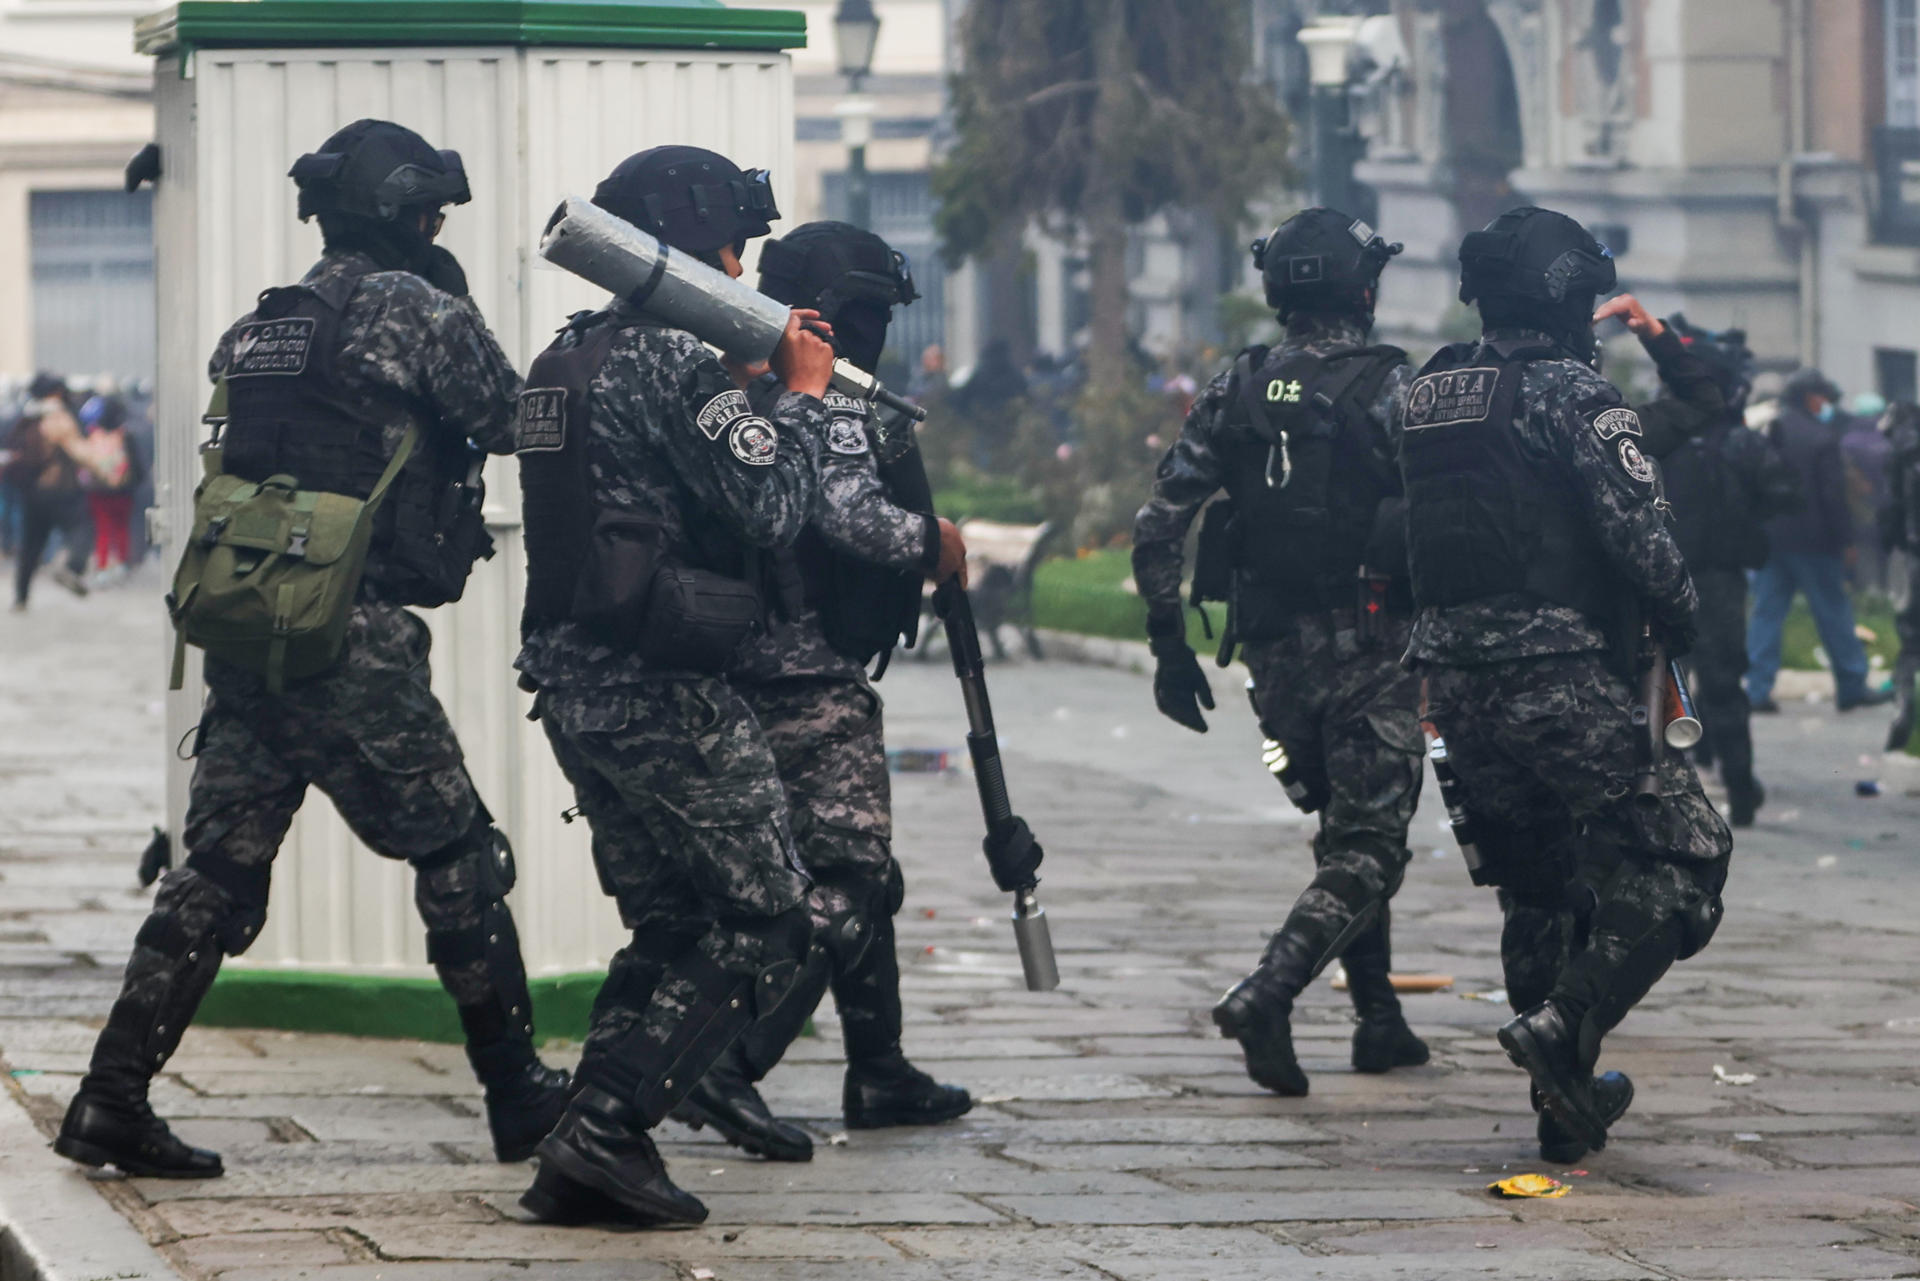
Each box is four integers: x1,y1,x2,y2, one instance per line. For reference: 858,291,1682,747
511,146,837,1227
1882,401,1920,751
1659,318,1800,825
1403,207,1733,1158
1134,208,1428,1096
55,120,568,1178
672,221,973,1162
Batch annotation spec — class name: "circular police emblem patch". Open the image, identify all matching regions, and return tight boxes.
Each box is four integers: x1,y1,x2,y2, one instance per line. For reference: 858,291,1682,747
1617,437,1655,483
826,417,870,456
1407,380,1436,425
729,418,779,466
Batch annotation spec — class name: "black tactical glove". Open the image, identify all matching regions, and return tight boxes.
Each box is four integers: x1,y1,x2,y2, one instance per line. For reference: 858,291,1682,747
415,245,469,298
1657,609,1698,661
1150,634,1214,733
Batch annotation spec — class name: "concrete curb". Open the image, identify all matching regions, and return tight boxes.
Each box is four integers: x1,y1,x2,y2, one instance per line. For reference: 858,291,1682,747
0,1082,178,1281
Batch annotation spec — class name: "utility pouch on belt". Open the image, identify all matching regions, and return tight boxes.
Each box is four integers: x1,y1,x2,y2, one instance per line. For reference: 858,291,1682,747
636,566,763,671
1191,500,1238,607
167,381,416,694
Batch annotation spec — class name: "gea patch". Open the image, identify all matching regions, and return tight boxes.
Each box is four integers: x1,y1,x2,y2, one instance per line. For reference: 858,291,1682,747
1592,407,1642,440
826,418,871,456
730,417,779,466
696,389,752,441
514,388,567,453
1617,437,1655,483
227,318,316,376
1405,366,1498,428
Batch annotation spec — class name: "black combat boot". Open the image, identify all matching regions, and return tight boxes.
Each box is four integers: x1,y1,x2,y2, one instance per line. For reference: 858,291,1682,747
1497,1003,1611,1152
1213,930,1319,1096
673,1041,813,1161
55,1079,223,1179
1533,1072,1633,1164
834,911,971,1129
1726,778,1764,828
844,1048,973,1128
469,1039,571,1163
524,1086,708,1227
1342,911,1430,1074
57,872,232,1178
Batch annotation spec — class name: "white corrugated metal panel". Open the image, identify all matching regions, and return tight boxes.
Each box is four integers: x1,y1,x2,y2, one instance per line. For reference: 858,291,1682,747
157,45,795,978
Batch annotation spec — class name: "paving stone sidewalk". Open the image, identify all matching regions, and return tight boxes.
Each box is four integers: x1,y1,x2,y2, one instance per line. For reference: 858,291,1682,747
2,568,1917,1280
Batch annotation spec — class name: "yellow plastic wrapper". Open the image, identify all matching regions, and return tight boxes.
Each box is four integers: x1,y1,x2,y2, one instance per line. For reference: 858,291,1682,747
1487,1173,1571,1199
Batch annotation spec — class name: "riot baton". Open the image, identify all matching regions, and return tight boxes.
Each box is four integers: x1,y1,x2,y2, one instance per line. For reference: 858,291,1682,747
932,578,1059,991
539,195,924,423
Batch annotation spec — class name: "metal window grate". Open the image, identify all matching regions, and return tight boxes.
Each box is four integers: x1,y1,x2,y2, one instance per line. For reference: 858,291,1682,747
28,189,156,383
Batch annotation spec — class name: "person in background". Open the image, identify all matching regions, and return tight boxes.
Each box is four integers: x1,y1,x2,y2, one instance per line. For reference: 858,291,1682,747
907,343,947,402
1840,392,1892,593
5,373,95,608
1745,370,1893,712
1880,402,1920,751
80,395,139,584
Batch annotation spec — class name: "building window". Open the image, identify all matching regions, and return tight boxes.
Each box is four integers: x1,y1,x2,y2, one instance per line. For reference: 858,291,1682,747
1892,0,1920,127
1876,347,1918,405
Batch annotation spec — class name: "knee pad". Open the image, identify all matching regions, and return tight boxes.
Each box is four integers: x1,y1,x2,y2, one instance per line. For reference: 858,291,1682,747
178,854,270,956
714,906,812,1016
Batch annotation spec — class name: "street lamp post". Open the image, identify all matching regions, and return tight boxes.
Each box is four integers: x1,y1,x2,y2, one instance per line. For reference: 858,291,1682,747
1298,17,1362,215
834,0,881,229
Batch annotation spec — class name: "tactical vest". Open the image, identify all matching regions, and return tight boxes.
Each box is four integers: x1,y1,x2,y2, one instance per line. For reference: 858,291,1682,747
1400,339,1619,622
1662,419,1768,572
794,392,930,673
220,262,491,607
516,313,781,668
1216,342,1409,641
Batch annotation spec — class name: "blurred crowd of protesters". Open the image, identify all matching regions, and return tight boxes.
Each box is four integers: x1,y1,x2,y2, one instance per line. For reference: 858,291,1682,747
0,372,154,611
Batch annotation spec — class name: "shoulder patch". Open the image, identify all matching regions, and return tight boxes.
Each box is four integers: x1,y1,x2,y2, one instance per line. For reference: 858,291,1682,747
1592,407,1642,440
226,317,315,377
823,392,867,416
515,387,567,453
826,417,871,456
695,389,753,441
1405,366,1500,429
729,417,779,466
1617,437,1655,483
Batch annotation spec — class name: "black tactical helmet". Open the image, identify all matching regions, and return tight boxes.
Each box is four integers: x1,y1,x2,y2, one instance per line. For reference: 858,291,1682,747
757,221,917,319
290,119,469,223
758,221,916,375
1667,313,1755,414
1251,207,1402,319
593,145,779,257
1457,206,1616,309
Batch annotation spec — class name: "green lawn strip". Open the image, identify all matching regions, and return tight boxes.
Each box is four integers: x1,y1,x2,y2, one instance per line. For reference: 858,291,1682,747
196,968,604,1043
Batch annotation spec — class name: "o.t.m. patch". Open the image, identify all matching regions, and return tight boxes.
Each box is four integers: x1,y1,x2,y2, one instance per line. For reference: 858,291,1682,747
730,417,779,466
226,318,316,377
1405,367,1499,429
1617,437,1655,483
514,388,567,453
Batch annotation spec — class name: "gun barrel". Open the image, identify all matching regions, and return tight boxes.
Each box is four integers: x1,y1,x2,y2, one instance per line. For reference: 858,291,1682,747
1664,660,1704,750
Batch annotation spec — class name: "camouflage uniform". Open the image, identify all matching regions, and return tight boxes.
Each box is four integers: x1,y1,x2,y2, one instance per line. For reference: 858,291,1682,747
516,317,828,1117
1406,327,1734,1051
1883,410,1920,746
1134,316,1422,1013
77,250,528,1116
725,394,940,1075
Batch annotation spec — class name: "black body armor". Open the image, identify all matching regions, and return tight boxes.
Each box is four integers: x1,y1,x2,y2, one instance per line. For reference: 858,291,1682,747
1211,342,1408,642
1400,339,1620,622
515,314,776,671
221,262,491,607
1662,420,1768,572
795,393,930,672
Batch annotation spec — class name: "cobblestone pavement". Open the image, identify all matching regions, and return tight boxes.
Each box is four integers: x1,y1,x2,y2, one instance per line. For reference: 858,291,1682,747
2,570,1917,1280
